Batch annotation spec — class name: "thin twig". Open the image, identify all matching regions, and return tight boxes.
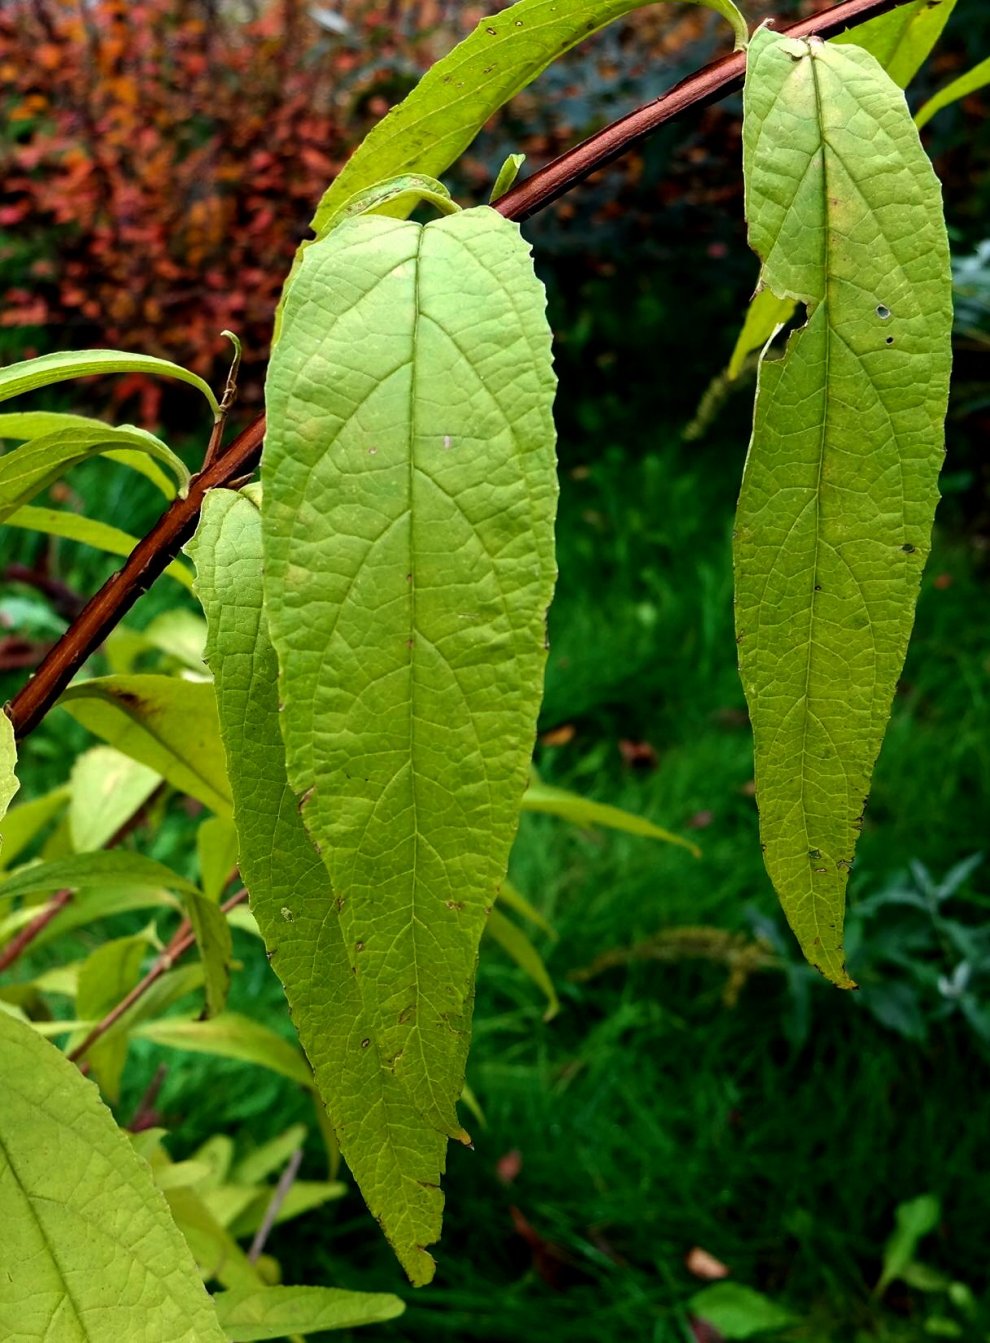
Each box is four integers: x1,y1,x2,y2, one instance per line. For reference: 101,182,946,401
67,888,249,1065
201,331,244,472
0,889,73,974
4,0,918,743
247,1147,304,1262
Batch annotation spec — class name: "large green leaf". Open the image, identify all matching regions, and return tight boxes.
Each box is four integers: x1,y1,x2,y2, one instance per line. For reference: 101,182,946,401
915,54,990,130
0,347,219,417
59,676,232,815
0,1009,226,1341
309,0,746,233
263,208,557,1140
213,1285,404,1340
735,30,953,984
726,3,956,378
6,505,195,589
833,0,957,88
0,711,17,843
189,489,449,1286
0,422,188,522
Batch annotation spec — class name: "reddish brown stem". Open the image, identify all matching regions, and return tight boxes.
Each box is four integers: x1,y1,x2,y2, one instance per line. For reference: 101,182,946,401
4,0,917,742
0,889,73,973
67,888,249,1065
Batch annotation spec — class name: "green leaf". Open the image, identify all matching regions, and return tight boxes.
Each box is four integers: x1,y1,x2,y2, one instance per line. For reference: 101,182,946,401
189,489,448,1287
225,1182,346,1239
0,1009,226,1341
0,422,188,522
310,0,747,232
133,1013,313,1089
915,55,990,130
727,286,797,381
485,907,559,1020
213,1286,404,1340
491,153,527,203
689,1282,796,1338
0,410,182,497
524,777,700,855
233,1125,308,1186
59,676,232,816
833,0,957,88
198,816,240,902
735,30,953,984
0,784,69,872
164,1187,262,1291
69,747,161,853
877,1194,941,1296
727,2,956,377
0,347,219,417
263,209,557,1140
0,850,199,905
182,891,234,1017
0,711,18,843
5,505,195,589
0,883,178,952
498,878,556,940
71,931,153,1101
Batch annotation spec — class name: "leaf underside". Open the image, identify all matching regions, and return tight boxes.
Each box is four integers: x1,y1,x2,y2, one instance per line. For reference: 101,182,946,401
735,30,952,985
190,490,448,1287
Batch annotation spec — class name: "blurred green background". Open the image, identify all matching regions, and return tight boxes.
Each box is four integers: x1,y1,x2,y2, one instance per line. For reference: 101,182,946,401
1,1,989,1340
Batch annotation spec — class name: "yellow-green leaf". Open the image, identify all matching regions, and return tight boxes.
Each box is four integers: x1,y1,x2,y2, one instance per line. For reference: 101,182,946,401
213,1285,404,1340
5,505,195,588
0,1009,226,1341
735,30,953,984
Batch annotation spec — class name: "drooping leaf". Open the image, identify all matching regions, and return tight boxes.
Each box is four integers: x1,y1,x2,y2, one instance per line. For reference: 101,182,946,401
735,29,953,984
727,3,955,376
833,0,957,88
232,1125,308,1186
5,505,195,589
263,210,557,1143
0,784,69,871
0,410,182,497
59,676,232,815
224,1182,346,1238
0,883,178,953
0,710,18,842
0,347,219,417
213,1285,404,1340
498,878,556,940
133,1013,313,1089
915,55,990,130
485,907,559,1020
309,0,747,231
0,1009,226,1341
70,931,154,1101
189,489,448,1286
0,849,199,905
182,891,234,1017
524,777,700,855
0,423,188,522
69,747,161,853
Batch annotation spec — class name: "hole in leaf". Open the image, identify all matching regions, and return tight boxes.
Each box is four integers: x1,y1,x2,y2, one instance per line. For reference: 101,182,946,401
876,304,891,319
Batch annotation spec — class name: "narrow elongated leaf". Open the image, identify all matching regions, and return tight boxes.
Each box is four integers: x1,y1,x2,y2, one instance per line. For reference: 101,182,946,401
0,710,17,841
182,891,234,1016
197,816,239,902
0,423,187,521
264,209,557,1142
189,489,448,1286
726,4,955,377
0,347,219,417
59,676,232,815
224,1182,346,1238
0,1010,226,1341
71,931,152,1100
833,0,956,88
213,1285,404,1340
232,1125,308,1186
735,30,953,984
133,1013,313,1089
164,1187,262,1291
310,0,746,231
6,505,195,588
0,411,178,496
69,747,161,852
915,55,990,130
485,907,559,1020
498,878,556,939
0,884,178,951
0,850,199,904
524,778,700,855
